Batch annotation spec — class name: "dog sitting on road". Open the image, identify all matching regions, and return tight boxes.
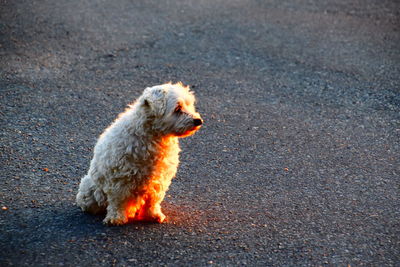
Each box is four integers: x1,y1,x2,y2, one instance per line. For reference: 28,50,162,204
76,83,202,225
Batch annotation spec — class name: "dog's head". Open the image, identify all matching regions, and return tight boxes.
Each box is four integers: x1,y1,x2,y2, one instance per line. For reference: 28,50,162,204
141,82,202,137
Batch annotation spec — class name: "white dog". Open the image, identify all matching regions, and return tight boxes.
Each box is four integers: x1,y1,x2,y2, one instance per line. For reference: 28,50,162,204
76,83,202,225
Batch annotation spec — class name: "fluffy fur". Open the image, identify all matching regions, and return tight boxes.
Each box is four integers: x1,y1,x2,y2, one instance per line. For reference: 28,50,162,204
76,83,202,225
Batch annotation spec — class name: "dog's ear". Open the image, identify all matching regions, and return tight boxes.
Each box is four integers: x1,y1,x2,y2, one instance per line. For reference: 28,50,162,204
142,86,167,116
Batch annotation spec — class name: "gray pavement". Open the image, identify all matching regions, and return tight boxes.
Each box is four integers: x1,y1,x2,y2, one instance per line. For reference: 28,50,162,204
1,0,399,266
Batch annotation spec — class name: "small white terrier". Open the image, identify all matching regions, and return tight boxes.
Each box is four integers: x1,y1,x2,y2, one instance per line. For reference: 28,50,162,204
76,83,202,225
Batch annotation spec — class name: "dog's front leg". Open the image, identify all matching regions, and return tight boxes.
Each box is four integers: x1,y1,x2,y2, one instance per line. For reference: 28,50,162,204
140,186,167,223
103,195,129,226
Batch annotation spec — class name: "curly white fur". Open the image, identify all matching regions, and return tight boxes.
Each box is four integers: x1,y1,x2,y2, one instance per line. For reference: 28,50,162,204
76,83,202,225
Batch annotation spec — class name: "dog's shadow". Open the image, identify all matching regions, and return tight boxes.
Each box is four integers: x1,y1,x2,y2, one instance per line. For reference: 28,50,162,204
10,201,204,247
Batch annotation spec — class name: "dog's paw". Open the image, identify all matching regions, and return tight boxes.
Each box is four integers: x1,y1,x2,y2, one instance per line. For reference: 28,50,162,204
155,213,166,223
150,212,166,223
138,210,166,223
103,215,128,226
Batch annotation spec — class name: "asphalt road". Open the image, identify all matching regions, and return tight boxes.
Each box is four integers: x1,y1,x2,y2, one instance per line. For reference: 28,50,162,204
1,0,399,266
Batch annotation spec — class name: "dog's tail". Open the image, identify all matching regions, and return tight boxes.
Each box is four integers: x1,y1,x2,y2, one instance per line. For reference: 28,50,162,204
76,175,107,214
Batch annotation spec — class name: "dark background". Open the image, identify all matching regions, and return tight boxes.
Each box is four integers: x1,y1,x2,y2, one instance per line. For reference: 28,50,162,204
1,0,399,266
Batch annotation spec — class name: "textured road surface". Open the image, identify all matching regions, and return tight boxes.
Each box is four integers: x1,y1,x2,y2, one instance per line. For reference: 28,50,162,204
1,0,399,266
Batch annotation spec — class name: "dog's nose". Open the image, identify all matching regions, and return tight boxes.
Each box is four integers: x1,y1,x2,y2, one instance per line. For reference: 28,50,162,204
193,118,203,126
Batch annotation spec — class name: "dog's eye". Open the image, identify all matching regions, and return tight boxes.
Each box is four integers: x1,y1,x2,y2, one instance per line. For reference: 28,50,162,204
174,105,182,113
